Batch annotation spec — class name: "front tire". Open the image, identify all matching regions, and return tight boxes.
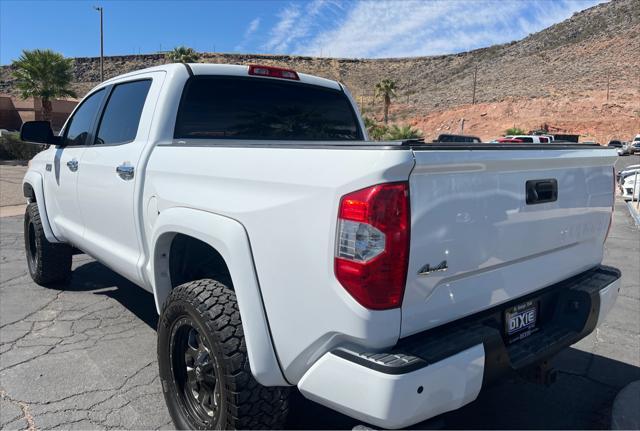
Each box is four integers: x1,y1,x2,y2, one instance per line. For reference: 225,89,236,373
24,202,72,286
158,279,289,430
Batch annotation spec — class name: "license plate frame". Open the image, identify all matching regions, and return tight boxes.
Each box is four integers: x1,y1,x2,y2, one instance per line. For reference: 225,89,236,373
504,300,539,343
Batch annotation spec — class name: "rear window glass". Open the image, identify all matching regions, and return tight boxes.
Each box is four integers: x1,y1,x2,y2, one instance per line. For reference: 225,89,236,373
174,76,362,141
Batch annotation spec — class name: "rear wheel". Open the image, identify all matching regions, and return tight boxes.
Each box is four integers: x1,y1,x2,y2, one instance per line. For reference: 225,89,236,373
158,279,289,430
24,203,72,286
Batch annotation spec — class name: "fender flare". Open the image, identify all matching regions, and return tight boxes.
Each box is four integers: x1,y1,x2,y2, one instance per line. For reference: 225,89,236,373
148,207,289,387
22,171,60,243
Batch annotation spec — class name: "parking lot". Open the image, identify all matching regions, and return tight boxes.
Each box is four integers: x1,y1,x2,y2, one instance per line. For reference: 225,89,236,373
1,157,639,430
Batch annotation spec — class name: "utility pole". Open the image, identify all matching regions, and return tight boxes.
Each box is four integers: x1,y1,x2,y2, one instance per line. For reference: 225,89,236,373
94,6,104,82
606,71,610,102
472,65,478,105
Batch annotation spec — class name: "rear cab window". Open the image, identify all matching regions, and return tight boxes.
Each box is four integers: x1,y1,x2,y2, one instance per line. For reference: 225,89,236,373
174,76,363,141
95,79,152,145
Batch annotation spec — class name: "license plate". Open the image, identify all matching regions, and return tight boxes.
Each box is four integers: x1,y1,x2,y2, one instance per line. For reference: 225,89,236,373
505,300,539,343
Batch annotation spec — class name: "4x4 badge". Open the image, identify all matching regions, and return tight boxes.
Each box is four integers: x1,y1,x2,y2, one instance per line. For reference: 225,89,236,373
418,260,448,276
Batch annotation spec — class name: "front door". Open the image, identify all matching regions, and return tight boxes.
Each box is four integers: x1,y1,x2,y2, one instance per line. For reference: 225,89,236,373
43,88,107,244
76,76,157,284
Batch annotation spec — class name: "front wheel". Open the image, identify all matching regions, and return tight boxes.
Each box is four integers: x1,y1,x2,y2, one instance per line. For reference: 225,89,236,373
158,279,289,430
24,203,72,286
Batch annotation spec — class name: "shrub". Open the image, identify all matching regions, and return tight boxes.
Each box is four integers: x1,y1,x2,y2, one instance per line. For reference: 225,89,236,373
167,46,199,63
383,124,423,140
0,132,44,160
363,115,388,140
505,127,526,135
363,117,423,141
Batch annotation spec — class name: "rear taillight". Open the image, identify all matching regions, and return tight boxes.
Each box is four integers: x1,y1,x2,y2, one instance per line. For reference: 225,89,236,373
335,182,410,310
248,64,300,80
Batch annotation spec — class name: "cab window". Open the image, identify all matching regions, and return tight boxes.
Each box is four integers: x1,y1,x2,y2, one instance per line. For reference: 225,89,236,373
63,89,105,146
95,80,152,145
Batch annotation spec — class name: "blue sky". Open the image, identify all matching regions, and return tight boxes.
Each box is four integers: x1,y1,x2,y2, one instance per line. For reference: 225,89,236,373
1,0,605,65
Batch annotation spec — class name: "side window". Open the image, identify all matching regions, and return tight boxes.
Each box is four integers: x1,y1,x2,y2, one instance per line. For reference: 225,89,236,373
64,89,105,146
95,80,152,145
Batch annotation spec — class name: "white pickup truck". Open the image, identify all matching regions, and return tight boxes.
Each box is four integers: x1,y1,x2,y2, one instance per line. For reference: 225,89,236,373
21,63,621,429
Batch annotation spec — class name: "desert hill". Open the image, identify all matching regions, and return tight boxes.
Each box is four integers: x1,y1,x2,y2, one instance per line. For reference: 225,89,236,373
1,0,638,142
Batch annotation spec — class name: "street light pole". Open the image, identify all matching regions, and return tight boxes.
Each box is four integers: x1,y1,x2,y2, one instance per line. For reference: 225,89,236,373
94,6,104,82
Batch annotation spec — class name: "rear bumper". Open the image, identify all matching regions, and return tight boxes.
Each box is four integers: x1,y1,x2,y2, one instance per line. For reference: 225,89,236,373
298,265,620,429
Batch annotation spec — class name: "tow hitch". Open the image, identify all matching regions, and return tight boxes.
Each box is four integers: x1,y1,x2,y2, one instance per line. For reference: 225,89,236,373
520,360,558,386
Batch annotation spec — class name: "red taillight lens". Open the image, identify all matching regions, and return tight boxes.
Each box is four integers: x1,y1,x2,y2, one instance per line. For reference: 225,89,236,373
248,64,300,80
335,182,410,310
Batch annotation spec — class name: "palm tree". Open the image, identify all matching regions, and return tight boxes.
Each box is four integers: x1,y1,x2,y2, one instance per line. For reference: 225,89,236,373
384,124,422,140
12,49,76,121
374,78,397,124
167,46,199,63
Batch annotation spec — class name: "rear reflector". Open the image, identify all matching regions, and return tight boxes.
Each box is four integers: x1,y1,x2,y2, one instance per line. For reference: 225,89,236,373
248,64,300,80
335,182,410,310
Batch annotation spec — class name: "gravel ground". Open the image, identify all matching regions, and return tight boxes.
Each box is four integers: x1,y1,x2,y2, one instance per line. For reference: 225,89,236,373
0,156,638,430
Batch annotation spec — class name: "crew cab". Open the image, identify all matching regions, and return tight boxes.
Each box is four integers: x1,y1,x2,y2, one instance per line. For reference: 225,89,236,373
20,63,620,429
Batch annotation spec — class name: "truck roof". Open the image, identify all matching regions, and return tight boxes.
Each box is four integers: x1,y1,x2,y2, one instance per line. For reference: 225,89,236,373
102,63,342,91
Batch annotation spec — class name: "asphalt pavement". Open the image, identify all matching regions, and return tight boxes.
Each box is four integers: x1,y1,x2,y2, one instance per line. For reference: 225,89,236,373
0,156,638,430
0,165,28,217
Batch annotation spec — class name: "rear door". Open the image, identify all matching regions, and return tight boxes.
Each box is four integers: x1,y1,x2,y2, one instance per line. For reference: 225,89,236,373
401,147,616,337
77,74,162,284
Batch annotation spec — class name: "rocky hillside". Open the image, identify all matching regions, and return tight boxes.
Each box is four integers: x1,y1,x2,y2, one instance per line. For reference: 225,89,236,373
2,0,639,142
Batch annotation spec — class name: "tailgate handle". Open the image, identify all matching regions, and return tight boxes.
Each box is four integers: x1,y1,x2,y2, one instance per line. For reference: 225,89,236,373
526,179,557,204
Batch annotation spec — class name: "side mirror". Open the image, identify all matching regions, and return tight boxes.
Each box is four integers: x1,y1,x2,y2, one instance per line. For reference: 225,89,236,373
20,121,62,146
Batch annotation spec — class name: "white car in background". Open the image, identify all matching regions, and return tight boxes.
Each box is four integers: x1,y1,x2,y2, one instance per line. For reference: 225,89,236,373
621,175,640,200
618,165,640,184
504,135,552,143
630,134,640,154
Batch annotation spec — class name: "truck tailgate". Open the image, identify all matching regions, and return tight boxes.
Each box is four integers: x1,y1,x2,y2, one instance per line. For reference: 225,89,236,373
402,147,616,337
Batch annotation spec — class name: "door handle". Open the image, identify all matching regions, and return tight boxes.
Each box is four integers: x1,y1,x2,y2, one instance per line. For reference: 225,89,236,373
116,164,134,181
526,179,558,204
66,159,78,172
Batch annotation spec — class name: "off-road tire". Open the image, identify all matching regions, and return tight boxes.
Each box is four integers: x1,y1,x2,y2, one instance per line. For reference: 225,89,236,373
158,278,289,430
24,202,72,286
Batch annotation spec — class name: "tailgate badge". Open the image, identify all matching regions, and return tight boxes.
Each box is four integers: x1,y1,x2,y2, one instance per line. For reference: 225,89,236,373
418,260,448,276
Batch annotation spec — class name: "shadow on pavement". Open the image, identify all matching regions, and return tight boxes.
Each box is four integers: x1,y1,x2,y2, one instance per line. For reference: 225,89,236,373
432,349,640,430
59,260,640,430
68,261,159,329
